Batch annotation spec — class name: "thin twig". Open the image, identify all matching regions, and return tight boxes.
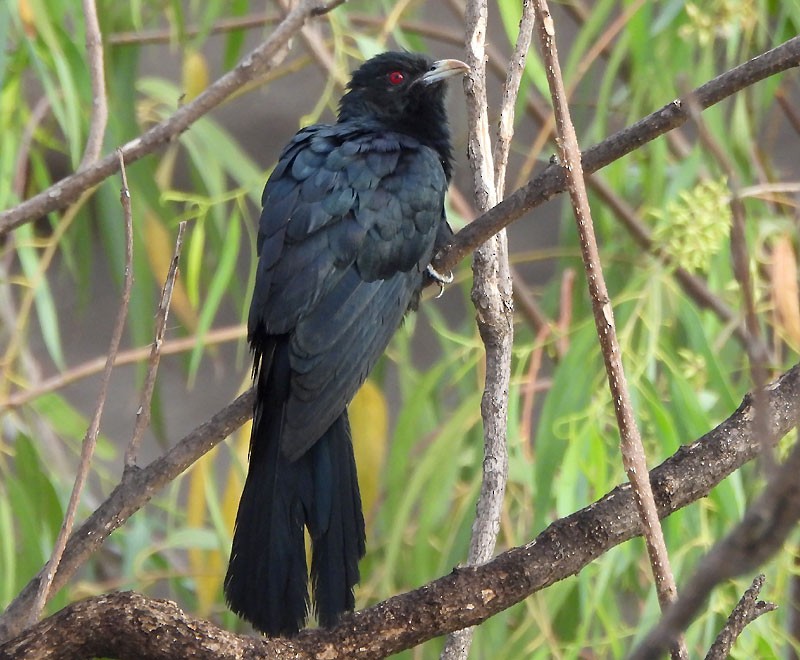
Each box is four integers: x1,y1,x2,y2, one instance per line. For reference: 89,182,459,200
630,431,800,658
12,97,50,199
124,221,187,469
519,324,550,458
556,268,574,358
1,324,245,412
78,0,108,169
26,150,134,632
108,12,282,45
704,574,777,660
276,0,345,87
530,2,686,658
492,0,535,199
107,12,462,49
0,0,346,237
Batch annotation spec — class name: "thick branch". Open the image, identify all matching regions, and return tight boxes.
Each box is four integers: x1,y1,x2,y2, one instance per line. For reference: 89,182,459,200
0,592,298,660
3,364,800,658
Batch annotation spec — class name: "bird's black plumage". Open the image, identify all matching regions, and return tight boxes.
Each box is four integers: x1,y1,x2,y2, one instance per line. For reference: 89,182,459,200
224,51,467,636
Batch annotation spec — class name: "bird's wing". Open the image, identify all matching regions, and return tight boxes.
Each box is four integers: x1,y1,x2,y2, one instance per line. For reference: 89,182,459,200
248,123,448,460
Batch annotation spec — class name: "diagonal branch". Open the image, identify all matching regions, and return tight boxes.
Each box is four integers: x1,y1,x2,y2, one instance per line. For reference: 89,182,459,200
0,0,345,237
631,428,800,658
531,2,686,657
704,575,777,660
432,35,800,274
25,153,135,633
124,221,187,469
2,363,800,657
0,389,255,642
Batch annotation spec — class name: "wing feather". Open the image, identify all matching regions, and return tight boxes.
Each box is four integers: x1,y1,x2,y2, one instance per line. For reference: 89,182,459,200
248,122,447,460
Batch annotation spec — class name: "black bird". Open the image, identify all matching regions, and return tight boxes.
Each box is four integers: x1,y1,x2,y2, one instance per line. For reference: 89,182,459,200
224,51,468,636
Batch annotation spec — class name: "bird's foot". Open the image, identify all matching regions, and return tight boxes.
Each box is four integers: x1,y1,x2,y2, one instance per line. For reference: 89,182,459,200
426,264,453,298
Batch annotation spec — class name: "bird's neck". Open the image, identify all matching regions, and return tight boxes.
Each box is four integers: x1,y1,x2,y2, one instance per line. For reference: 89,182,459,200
338,99,454,181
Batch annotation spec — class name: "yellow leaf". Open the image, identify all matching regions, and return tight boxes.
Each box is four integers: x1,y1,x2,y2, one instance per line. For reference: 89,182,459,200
18,0,36,37
772,235,800,350
182,49,209,103
222,420,251,533
186,448,219,615
349,380,389,520
143,211,197,332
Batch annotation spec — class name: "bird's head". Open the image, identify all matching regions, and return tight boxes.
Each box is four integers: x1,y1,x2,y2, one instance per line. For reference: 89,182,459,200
338,52,468,168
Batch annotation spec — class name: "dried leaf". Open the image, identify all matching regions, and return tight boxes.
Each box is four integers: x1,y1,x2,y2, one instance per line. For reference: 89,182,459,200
771,235,800,349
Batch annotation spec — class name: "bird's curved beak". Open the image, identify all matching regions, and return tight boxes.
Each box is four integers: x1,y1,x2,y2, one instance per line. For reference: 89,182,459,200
420,58,470,86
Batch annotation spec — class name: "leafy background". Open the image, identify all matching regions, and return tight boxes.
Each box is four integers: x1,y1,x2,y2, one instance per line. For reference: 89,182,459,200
2,0,800,657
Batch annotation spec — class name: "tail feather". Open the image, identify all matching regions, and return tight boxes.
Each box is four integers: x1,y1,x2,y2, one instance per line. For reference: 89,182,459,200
224,336,366,636
309,414,366,627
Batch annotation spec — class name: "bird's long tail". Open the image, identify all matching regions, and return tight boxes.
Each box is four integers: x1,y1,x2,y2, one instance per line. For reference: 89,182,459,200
224,337,366,636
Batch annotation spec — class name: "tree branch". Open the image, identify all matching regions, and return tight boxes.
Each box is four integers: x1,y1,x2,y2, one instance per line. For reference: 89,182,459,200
704,575,777,660
532,2,686,657
0,0,345,237
441,1,518,656
3,363,800,657
26,153,135,632
0,389,255,642
124,221,187,469
432,35,800,274
78,0,108,169
631,424,800,658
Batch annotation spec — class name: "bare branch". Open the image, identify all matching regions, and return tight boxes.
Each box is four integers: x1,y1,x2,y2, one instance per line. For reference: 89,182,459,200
631,430,800,658
492,0,535,199
124,221,187,469
27,151,135,631
78,0,108,169
2,324,245,412
276,0,345,87
2,363,800,656
531,1,685,657
441,0,512,656
433,35,800,274
0,0,346,237
12,97,50,199
704,575,777,660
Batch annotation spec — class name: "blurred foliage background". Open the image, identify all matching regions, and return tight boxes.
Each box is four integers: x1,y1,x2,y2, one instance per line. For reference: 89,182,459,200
2,0,800,657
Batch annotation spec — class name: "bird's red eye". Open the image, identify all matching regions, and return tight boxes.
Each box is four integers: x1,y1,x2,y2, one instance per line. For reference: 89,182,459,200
388,70,405,85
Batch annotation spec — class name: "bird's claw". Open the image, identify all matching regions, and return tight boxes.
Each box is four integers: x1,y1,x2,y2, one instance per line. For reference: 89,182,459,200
426,264,453,298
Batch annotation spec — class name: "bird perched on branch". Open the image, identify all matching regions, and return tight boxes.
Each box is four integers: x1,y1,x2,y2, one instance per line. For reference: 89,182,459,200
224,51,468,636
